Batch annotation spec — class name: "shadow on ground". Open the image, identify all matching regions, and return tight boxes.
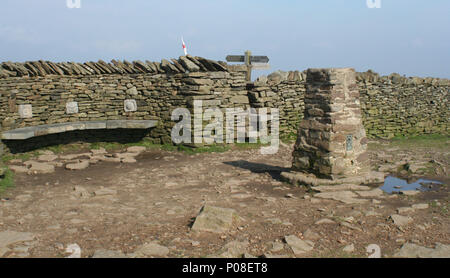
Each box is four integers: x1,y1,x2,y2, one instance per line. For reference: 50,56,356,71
2,128,152,153
223,160,290,181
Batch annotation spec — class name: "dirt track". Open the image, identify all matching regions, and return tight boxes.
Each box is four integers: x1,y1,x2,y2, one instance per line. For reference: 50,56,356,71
0,140,449,258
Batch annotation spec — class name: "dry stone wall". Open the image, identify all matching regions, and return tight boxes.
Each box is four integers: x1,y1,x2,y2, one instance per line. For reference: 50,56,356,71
357,71,449,138
251,70,449,138
0,55,448,154
0,56,247,154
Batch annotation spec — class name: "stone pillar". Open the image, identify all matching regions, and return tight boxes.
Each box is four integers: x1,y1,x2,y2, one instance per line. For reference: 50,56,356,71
283,68,382,186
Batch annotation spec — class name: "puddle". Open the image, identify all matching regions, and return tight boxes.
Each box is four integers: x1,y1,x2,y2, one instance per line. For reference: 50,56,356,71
380,176,443,194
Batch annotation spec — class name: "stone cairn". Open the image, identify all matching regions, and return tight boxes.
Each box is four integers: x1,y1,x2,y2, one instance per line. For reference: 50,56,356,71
282,68,384,186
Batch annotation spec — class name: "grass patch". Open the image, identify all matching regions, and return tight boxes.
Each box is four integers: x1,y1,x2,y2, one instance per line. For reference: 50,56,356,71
233,140,270,150
42,144,85,154
280,132,298,143
390,134,449,150
1,152,35,163
90,139,167,151
89,142,125,151
89,139,231,154
430,200,449,216
0,168,15,195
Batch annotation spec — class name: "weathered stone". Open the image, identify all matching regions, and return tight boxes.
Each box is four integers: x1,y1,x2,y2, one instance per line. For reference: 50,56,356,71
207,240,249,258
92,249,127,258
412,203,429,210
66,160,89,170
394,243,450,258
133,242,169,257
124,99,137,112
230,95,250,104
355,188,384,198
0,231,35,248
315,191,368,204
400,190,420,196
313,184,372,192
303,229,321,241
94,188,117,196
389,214,413,226
72,186,90,198
66,101,79,114
343,244,355,253
37,154,58,162
179,56,200,72
18,104,33,118
284,235,314,255
314,218,336,225
127,146,146,153
91,148,107,155
60,153,91,160
397,207,415,214
191,205,237,233
121,157,137,163
270,242,285,252
28,162,55,174
9,165,29,174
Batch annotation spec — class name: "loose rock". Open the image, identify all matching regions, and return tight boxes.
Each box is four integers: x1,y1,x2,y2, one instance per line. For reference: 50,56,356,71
191,205,238,233
133,242,170,257
66,160,90,171
394,243,450,258
389,214,413,227
284,235,314,255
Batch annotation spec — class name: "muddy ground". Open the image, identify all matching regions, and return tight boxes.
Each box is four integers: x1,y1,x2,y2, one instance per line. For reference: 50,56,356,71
0,139,448,258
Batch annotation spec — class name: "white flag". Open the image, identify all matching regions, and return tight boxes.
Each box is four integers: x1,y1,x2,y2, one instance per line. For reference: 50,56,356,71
182,37,188,56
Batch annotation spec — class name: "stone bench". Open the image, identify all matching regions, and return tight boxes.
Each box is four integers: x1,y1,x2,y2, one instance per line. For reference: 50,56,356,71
1,120,158,140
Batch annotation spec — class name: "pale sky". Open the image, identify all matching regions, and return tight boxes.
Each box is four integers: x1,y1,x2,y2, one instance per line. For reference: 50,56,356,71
0,0,449,78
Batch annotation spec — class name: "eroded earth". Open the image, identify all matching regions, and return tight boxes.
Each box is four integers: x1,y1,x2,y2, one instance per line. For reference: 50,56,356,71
0,140,449,258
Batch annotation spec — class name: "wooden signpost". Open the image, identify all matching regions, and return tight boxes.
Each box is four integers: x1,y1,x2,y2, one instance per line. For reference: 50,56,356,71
226,51,270,81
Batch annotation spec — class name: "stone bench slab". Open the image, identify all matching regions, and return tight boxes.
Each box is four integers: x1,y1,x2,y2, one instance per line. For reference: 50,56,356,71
1,120,158,140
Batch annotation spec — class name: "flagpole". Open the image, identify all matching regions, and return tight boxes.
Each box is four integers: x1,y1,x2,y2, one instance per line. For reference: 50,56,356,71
182,37,188,56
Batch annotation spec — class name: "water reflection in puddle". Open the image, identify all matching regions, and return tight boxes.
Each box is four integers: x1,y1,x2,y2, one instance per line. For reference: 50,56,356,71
380,176,443,194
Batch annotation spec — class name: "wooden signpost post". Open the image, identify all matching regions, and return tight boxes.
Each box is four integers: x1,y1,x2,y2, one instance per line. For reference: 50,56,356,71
226,51,270,81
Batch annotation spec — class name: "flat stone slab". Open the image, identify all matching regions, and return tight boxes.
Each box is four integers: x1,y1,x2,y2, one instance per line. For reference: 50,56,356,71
284,235,314,255
1,120,158,140
412,203,429,210
313,184,373,192
132,242,170,258
92,249,128,258
37,154,58,162
191,205,237,233
314,218,336,225
127,146,146,153
389,214,413,226
9,165,29,174
207,240,249,258
394,243,450,258
28,162,55,174
355,188,385,198
66,160,90,170
94,188,117,196
314,191,368,204
281,171,384,187
397,207,415,214
0,231,35,248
